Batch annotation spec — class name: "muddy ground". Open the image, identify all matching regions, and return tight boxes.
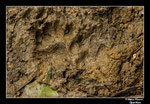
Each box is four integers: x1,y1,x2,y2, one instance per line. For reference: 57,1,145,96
6,6,144,98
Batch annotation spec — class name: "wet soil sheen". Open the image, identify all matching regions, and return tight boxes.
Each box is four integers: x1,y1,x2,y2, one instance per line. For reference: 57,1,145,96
6,6,144,97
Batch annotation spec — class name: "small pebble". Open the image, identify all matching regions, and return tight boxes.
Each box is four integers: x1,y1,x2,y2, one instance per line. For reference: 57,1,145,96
133,54,136,59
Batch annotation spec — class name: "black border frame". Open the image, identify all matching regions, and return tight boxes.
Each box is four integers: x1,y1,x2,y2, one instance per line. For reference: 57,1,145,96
1,0,148,104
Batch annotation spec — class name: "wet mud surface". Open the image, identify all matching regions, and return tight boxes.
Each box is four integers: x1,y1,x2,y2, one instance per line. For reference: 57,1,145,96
6,6,144,97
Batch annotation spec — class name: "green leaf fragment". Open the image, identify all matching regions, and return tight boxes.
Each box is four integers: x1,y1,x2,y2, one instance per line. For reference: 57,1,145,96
23,81,58,97
21,65,57,97
47,65,51,72
8,93,13,97
40,86,58,97
42,65,52,82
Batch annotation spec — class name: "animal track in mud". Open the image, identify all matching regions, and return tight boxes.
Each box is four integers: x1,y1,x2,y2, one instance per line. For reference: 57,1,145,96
6,7,144,98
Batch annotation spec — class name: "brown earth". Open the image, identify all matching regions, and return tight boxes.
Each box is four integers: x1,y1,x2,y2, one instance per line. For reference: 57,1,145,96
6,6,144,97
